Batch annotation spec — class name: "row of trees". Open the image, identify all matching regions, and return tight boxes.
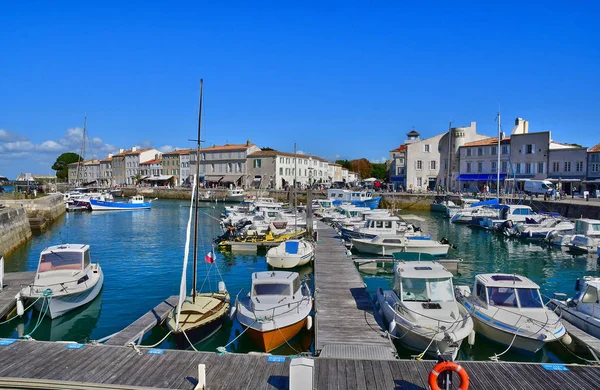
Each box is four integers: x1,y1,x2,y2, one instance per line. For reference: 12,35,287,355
335,159,387,181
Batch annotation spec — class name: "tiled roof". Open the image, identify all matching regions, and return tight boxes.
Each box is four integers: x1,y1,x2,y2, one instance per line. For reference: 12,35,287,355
125,148,153,155
248,150,329,162
463,137,510,147
390,144,407,152
100,157,113,162
163,149,193,156
589,142,600,152
190,143,257,153
67,159,100,166
140,159,162,165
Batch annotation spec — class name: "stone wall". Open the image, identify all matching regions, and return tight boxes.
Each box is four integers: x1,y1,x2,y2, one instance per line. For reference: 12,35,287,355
0,208,32,257
0,194,65,231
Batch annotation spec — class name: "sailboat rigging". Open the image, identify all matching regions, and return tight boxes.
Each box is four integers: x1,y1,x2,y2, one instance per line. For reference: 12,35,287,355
164,79,230,349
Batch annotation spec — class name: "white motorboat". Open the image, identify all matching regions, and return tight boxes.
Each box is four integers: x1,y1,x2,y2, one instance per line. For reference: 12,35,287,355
455,273,566,353
549,276,600,340
19,244,104,319
266,239,314,269
352,234,449,257
506,216,574,240
480,204,540,230
546,218,600,251
376,261,474,360
339,215,425,242
224,188,245,203
236,271,313,352
450,202,501,224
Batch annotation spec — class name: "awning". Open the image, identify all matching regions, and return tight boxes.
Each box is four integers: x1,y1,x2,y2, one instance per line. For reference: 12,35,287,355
456,174,506,181
546,177,583,183
583,179,600,183
204,175,242,183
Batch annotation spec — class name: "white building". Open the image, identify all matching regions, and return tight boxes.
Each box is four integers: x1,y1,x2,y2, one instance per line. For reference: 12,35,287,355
124,148,162,185
247,150,330,189
403,130,444,192
190,141,261,187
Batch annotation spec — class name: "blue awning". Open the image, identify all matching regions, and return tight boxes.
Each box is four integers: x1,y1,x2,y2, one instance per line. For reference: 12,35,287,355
456,174,506,181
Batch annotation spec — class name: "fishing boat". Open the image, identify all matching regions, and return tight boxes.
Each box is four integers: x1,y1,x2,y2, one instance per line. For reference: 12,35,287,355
18,244,103,319
376,260,474,360
266,240,314,269
327,188,381,210
224,188,245,202
164,79,230,349
89,195,153,211
235,271,313,352
351,234,449,257
549,276,600,339
455,273,567,353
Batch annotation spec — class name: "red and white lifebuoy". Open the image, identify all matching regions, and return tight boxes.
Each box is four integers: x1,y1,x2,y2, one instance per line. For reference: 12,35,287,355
428,361,469,390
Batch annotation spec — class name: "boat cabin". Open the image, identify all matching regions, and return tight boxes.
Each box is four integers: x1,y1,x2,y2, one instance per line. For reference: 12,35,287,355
327,189,374,202
228,188,245,196
574,219,600,237
393,262,455,304
131,195,145,204
498,205,537,221
250,271,305,306
471,274,544,309
572,276,600,317
36,244,91,278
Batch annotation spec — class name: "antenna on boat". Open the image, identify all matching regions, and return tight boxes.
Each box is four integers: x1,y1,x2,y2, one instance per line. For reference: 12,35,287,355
191,79,204,305
294,142,297,235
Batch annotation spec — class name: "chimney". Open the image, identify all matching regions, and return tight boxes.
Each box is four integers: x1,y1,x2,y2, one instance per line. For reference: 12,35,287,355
119,148,124,153
246,139,251,146
108,153,113,158
523,120,529,134
131,146,137,152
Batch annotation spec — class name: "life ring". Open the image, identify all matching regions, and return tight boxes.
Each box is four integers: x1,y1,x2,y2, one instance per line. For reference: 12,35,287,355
428,361,469,390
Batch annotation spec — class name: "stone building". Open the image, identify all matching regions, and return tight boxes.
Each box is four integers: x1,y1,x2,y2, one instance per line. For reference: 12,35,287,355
189,141,261,187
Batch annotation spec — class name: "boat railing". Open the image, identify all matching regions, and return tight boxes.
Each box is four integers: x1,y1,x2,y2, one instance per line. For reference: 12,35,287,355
245,295,311,321
391,300,469,330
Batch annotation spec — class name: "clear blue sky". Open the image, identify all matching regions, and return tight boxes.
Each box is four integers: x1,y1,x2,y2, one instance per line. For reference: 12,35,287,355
1,1,598,179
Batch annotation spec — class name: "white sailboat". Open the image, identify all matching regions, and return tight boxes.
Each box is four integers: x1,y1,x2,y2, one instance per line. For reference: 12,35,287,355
164,80,230,348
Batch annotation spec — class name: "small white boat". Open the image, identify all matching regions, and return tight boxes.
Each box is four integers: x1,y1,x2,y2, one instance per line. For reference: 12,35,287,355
506,216,574,240
266,239,314,269
19,244,103,319
339,215,425,242
480,204,540,230
549,276,600,340
352,235,449,257
376,261,474,360
455,273,566,353
224,188,245,203
236,271,313,352
547,218,600,252
89,195,153,211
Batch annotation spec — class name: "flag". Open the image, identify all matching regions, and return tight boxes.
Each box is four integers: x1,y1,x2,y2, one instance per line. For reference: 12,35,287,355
205,251,215,264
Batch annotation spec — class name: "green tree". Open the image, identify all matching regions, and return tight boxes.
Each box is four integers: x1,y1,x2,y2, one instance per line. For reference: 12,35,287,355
52,152,82,181
335,159,352,170
260,146,275,151
371,163,387,180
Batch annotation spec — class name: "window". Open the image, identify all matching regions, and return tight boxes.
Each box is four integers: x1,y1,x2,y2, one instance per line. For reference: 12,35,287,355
501,161,508,173
592,163,600,173
526,144,533,154
576,161,584,172
253,283,290,296
491,161,497,173
253,159,262,168
526,163,532,174
399,158,405,165
279,168,283,175
280,157,283,163
582,286,599,304
430,161,436,170
466,149,472,157
502,145,509,155
477,147,483,156
416,160,423,170
516,288,544,308
487,287,518,307
424,144,430,152
565,161,571,172
515,163,521,174
417,177,422,186
466,162,472,173
538,162,544,174
477,162,483,173
476,282,487,303
553,162,559,172
401,278,453,302
38,252,82,273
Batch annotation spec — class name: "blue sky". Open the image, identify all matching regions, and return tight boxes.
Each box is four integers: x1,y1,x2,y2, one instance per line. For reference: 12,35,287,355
1,1,599,179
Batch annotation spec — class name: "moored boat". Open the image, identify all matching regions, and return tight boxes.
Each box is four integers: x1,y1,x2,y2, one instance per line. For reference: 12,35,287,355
89,195,153,210
236,271,313,352
19,244,104,319
351,234,449,257
266,239,314,269
549,276,600,340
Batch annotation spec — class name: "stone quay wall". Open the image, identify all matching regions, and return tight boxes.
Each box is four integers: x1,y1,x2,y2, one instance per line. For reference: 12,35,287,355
0,194,65,232
0,208,32,257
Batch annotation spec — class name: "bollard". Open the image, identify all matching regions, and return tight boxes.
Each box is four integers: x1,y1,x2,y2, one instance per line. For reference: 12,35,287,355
194,364,206,390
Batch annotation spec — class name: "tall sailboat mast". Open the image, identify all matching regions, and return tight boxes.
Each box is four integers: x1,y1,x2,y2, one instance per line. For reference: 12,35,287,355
496,111,501,201
75,116,87,187
192,79,204,304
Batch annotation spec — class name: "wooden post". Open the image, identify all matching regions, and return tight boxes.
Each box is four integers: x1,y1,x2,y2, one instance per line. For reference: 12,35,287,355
0,256,3,292
194,363,206,390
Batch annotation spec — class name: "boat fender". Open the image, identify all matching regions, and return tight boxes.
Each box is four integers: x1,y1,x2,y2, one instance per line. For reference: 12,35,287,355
229,306,237,321
15,293,24,317
388,320,396,336
306,315,313,331
218,281,227,294
428,361,469,390
468,330,476,346
562,333,572,346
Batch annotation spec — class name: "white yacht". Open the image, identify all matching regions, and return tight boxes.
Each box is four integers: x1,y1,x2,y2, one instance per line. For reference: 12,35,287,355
339,215,424,242
546,218,600,252
549,276,600,340
450,200,501,224
236,271,313,352
266,239,314,269
455,273,566,353
376,261,474,360
479,205,540,230
19,244,104,319
351,235,449,257
224,188,245,203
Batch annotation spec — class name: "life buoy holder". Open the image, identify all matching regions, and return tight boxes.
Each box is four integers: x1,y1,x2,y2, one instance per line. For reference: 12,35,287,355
428,361,469,390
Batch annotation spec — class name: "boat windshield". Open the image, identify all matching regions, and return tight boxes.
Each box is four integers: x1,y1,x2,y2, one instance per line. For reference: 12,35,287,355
401,277,454,302
253,283,291,296
38,251,82,273
487,287,518,307
516,288,544,308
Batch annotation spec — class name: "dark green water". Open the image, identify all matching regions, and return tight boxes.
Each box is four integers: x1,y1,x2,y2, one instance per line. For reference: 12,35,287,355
2,202,598,363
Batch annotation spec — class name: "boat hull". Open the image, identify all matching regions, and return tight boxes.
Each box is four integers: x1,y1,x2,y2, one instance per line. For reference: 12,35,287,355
332,197,381,210
172,313,226,349
245,318,307,352
352,240,448,257
549,299,600,339
89,199,152,211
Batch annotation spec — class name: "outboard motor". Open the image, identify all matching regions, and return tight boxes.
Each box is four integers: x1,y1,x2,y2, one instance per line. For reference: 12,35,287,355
440,238,457,249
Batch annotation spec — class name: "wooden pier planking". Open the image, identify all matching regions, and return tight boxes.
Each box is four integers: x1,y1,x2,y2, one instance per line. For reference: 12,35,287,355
0,271,35,320
105,296,179,346
313,221,397,359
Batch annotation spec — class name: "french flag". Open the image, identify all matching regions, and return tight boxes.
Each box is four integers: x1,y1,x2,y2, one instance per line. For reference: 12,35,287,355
205,251,215,264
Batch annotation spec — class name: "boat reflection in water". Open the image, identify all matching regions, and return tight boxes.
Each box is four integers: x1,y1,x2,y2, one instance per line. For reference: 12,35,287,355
16,293,103,342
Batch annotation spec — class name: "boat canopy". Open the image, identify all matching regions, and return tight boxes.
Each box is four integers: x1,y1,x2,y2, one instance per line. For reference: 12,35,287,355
285,241,299,254
471,198,500,208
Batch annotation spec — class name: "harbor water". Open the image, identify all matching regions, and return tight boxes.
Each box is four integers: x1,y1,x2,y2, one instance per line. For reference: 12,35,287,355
1,200,598,363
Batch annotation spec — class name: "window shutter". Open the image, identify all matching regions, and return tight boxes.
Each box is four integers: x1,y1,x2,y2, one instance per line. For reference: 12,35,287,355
532,144,536,154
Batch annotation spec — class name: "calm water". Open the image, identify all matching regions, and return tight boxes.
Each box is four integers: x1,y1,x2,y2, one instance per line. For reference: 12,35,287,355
2,202,599,362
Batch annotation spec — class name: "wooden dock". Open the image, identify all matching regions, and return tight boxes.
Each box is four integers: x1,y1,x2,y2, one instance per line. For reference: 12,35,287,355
105,296,179,346
0,271,35,320
1,339,600,389
313,221,397,360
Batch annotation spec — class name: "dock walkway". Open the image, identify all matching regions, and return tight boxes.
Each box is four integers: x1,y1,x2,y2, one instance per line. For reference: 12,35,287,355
1,339,600,389
313,221,397,359
0,271,35,320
